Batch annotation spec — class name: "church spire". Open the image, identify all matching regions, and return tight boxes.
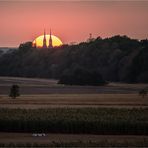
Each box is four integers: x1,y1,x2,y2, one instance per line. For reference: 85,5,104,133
49,29,53,48
43,29,47,48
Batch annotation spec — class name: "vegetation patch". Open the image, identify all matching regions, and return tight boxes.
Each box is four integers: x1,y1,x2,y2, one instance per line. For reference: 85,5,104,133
0,36,148,83
0,108,147,135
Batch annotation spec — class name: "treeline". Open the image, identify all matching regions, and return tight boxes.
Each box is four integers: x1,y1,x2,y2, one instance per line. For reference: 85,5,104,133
0,35,148,84
0,108,147,135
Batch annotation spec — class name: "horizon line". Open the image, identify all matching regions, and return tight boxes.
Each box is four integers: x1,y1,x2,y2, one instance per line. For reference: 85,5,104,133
0,35,148,48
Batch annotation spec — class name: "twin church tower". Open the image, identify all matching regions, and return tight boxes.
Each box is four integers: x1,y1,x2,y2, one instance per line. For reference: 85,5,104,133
33,29,53,48
43,29,53,48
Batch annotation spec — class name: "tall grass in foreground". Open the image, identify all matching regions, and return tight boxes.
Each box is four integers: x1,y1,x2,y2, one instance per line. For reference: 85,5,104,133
0,108,147,135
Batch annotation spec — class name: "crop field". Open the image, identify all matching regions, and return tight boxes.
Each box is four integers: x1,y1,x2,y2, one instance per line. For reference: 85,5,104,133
0,108,148,147
0,76,148,147
0,108,148,134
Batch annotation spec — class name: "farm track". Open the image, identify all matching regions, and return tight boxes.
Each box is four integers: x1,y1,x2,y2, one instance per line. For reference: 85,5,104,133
0,104,148,109
0,133,147,143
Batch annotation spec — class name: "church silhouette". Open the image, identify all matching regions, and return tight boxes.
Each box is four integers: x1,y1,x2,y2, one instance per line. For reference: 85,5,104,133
43,29,53,48
33,29,53,48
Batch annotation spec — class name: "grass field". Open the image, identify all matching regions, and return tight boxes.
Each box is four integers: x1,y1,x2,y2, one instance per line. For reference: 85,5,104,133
0,76,148,147
1,76,148,95
0,94,147,109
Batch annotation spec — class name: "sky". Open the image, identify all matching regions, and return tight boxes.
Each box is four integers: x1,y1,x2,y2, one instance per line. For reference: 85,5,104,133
0,0,148,47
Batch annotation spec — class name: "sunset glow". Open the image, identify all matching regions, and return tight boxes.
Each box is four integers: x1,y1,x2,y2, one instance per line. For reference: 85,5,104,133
33,35,63,48
0,1,148,47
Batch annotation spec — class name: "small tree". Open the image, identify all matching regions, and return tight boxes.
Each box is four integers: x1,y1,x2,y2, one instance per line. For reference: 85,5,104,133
9,85,20,99
139,89,147,98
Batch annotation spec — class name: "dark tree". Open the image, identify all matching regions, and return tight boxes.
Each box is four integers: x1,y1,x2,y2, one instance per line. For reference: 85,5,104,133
58,66,106,86
139,89,147,98
19,41,32,51
0,35,148,83
9,85,20,99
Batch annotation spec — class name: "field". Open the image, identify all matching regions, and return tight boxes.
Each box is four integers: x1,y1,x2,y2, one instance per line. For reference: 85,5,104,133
1,76,148,95
0,94,148,109
0,108,148,135
0,76,148,147
0,133,147,147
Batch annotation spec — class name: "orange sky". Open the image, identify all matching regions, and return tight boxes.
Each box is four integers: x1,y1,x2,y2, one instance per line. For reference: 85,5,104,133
0,1,148,47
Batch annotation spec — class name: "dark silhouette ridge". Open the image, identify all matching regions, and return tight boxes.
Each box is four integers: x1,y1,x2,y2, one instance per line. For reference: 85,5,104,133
0,35,148,84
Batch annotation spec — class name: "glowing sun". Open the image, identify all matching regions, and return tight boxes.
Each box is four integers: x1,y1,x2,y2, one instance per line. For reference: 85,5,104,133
33,35,63,48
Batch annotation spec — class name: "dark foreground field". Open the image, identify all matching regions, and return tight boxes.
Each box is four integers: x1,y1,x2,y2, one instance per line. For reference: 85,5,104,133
0,76,148,147
0,108,147,135
0,108,148,147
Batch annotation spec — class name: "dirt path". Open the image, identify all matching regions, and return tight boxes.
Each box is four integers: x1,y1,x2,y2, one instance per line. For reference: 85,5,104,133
0,133,147,143
0,104,147,109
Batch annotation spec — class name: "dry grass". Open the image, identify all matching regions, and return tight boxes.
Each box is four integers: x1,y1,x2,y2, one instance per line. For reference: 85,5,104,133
0,94,147,109
0,76,147,108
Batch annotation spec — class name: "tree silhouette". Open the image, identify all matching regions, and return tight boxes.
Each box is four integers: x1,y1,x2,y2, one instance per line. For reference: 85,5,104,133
58,66,106,86
139,89,147,98
0,35,148,83
9,85,20,99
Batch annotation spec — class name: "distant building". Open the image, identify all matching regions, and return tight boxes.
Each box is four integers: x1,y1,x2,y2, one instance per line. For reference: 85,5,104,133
42,29,53,48
48,29,53,48
43,29,47,48
32,29,54,49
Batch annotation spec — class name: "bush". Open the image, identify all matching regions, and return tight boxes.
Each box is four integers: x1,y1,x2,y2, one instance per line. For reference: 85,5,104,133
58,66,106,86
139,89,147,98
9,84,20,99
